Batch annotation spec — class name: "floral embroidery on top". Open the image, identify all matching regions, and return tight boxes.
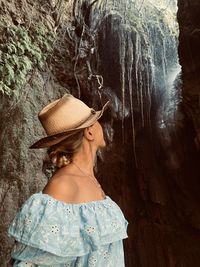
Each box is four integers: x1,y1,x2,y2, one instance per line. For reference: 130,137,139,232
24,218,32,225
47,199,53,205
50,225,60,234
103,250,110,259
88,256,97,266
86,226,95,235
8,191,128,267
111,221,118,229
65,207,72,214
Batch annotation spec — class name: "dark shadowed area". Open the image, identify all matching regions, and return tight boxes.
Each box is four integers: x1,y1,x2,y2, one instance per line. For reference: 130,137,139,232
0,0,200,266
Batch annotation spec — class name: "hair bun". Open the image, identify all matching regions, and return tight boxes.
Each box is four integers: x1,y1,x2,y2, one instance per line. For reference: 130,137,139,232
49,151,71,168
46,129,84,168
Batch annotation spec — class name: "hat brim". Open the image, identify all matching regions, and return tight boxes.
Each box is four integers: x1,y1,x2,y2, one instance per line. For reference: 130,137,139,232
29,101,110,149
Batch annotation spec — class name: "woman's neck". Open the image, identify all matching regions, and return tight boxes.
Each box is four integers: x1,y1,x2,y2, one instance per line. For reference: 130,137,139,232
56,139,97,177
72,140,97,175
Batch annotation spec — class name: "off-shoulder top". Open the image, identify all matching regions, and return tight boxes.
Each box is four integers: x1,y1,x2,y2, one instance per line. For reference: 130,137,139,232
7,191,129,267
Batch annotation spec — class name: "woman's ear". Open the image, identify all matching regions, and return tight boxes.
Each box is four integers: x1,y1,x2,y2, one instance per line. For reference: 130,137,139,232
83,125,94,141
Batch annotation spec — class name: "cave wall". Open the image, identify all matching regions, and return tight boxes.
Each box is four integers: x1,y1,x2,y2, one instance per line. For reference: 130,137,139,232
0,72,69,265
1,0,200,266
87,1,200,266
0,1,72,265
178,0,200,147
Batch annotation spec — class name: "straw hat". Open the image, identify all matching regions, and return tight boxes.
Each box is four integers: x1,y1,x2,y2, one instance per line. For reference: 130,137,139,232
29,93,110,149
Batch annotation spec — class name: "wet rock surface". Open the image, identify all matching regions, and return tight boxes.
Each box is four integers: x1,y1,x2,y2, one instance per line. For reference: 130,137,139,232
1,0,200,266
86,0,200,266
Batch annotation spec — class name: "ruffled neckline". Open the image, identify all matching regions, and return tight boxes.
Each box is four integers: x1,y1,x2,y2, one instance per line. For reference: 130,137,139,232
39,191,110,206
8,190,128,257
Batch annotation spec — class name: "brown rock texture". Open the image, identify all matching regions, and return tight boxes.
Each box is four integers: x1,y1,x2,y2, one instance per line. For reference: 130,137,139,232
1,0,200,266
0,1,72,265
178,0,200,148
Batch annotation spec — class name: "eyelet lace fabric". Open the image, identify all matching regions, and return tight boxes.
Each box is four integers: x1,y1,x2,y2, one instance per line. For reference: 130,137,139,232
8,192,129,267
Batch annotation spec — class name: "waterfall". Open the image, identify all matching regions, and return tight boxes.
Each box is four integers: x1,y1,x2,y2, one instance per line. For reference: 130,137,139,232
81,0,180,164
70,2,200,266
72,0,181,166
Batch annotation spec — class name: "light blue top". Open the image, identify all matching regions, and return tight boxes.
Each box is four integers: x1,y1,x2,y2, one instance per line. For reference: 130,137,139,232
8,191,129,267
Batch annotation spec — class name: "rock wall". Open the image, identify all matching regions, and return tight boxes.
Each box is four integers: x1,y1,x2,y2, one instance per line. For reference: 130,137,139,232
1,0,200,266
0,73,69,265
0,1,72,265
178,0,200,147
86,0,200,266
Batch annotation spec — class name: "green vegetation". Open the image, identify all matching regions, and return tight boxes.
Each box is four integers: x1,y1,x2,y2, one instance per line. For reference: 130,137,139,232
0,24,55,98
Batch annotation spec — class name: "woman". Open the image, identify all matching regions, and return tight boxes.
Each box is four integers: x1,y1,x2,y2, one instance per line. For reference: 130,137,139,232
8,93,129,267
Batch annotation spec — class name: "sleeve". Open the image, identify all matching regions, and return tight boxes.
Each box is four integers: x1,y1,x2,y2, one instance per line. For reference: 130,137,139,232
7,192,128,266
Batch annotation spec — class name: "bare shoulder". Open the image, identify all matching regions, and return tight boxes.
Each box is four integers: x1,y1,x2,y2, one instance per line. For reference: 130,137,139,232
42,175,79,203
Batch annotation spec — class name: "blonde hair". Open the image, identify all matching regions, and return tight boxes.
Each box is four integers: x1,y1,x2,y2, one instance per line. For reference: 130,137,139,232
47,129,84,168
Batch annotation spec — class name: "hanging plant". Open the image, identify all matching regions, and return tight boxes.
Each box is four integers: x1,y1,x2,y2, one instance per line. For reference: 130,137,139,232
0,24,55,99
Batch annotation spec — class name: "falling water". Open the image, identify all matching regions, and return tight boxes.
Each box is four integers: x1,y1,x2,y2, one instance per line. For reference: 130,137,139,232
73,0,180,166
70,3,200,265
94,0,179,162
